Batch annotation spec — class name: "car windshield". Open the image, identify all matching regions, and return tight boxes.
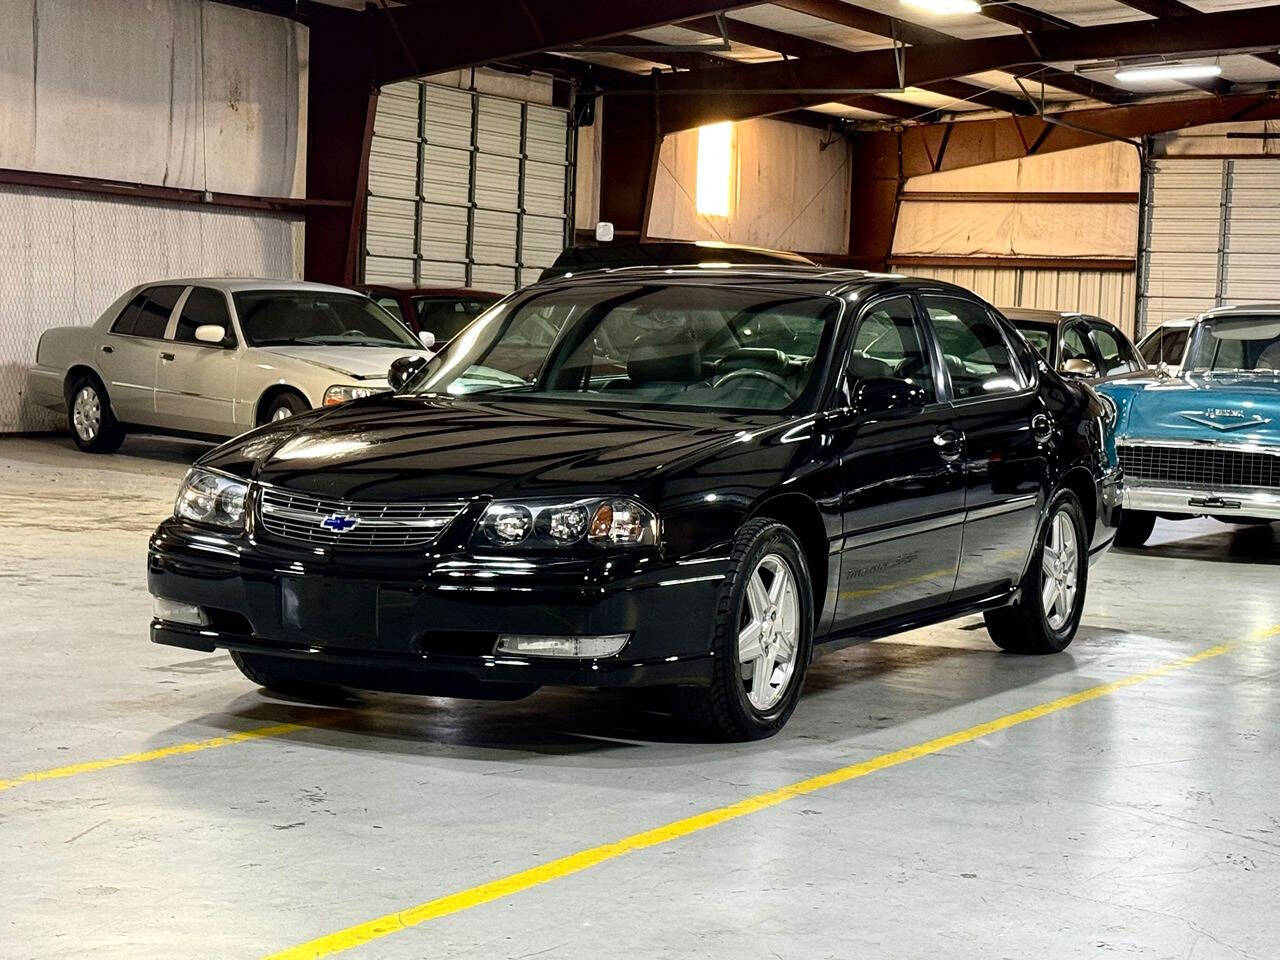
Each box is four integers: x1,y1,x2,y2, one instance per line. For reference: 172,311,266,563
1185,316,1280,373
1011,322,1054,361
401,283,841,413
414,295,501,342
235,291,422,348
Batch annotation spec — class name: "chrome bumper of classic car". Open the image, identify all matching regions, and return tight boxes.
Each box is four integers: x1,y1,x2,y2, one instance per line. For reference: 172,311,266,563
1116,439,1280,519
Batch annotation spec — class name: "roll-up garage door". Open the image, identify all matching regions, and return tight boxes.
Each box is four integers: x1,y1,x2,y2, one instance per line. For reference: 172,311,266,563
1139,158,1280,332
363,79,573,293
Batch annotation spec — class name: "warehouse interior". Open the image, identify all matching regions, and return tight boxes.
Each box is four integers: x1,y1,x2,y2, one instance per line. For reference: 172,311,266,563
4,1,1280,957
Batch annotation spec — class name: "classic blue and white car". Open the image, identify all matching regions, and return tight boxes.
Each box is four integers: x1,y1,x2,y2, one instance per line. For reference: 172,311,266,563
1098,304,1280,546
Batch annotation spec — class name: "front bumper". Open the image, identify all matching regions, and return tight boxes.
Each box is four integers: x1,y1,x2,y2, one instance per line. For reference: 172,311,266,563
147,521,725,692
1122,482,1280,521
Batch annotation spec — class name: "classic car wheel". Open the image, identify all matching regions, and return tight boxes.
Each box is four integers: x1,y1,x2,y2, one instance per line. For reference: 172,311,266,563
261,391,308,424
67,375,125,454
675,519,813,741
1115,509,1156,547
985,489,1087,655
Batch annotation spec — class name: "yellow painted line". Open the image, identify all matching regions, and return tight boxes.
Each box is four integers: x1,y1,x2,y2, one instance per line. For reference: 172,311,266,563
262,629,1274,960
0,722,315,793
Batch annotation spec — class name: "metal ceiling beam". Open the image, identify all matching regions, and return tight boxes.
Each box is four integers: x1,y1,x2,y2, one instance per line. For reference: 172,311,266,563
774,0,1130,104
1113,0,1280,76
644,5,1280,132
371,0,761,86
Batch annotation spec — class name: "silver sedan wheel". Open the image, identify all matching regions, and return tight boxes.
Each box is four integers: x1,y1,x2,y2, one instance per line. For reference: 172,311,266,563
738,553,801,712
271,406,294,422
1041,509,1080,632
72,386,102,442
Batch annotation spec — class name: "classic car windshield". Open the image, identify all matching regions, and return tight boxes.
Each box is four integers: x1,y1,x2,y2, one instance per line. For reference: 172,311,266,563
401,283,841,412
1185,316,1280,373
235,291,422,348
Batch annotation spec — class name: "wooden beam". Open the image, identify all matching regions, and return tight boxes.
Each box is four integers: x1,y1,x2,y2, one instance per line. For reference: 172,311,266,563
889,255,1136,271
900,191,1140,204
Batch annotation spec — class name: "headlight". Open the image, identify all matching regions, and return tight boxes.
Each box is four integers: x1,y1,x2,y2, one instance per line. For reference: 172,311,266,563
323,384,382,406
174,468,248,530
474,497,658,550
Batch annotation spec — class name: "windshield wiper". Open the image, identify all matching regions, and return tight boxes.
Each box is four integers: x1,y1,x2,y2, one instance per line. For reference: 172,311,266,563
256,335,408,348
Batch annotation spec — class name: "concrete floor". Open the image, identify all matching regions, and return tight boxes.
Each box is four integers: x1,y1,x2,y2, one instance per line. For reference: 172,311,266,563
3,434,1279,960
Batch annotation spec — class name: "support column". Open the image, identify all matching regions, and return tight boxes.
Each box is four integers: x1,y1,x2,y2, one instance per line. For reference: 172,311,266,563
598,96,661,239
304,10,379,285
847,131,904,271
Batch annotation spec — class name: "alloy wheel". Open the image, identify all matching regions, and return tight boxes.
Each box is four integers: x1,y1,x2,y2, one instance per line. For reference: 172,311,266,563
271,406,294,422
72,386,101,442
1041,509,1080,632
738,553,801,711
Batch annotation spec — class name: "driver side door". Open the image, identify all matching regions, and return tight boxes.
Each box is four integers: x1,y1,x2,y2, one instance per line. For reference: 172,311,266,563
828,295,965,633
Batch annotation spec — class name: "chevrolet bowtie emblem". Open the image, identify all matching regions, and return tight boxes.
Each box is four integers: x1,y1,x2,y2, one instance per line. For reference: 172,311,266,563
1181,409,1273,431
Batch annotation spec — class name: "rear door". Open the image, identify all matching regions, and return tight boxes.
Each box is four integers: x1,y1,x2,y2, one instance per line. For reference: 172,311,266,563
97,285,184,425
828,294,965,633
924,294,1049,602
155,286,240,435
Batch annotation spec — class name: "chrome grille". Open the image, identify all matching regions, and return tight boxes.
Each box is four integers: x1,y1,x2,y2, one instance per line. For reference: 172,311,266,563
1118,443,1280,490
257,486,467,549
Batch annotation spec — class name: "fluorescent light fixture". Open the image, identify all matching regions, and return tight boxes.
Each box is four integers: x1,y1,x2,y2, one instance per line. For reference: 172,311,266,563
1114,62,1223,84
900,0,981,15
696,122,733,217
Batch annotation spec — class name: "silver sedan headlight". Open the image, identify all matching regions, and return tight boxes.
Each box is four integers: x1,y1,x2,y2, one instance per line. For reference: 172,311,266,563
174,468,249,530
323,384,382,406
473,497,659,550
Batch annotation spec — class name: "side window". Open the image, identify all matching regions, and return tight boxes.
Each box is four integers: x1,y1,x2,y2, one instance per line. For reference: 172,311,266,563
843,296,936,404
132,285,184,339
1061,323,1093,366
1164,328,1189,365
375,297,405,324
1091,324,1133,376
174,288,234,345
923,295,1023,400
110,292,149,336
1138,329,1163,365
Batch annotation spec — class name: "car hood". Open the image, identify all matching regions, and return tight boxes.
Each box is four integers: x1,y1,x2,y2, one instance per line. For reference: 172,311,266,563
255,344,430,381
201,396,773,502
1099,371,1280,444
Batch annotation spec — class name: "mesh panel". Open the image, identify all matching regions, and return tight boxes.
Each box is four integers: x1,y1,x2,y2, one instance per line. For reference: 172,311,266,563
1118,444,1280,490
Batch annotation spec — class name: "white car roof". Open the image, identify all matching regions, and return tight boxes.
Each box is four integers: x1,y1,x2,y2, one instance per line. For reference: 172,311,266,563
1199,303,1280,319
142,278,360,296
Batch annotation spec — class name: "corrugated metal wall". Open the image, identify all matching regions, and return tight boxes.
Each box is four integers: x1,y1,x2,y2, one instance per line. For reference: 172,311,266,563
900,265,1137,335
1139,157,1280,333
364,76,573,293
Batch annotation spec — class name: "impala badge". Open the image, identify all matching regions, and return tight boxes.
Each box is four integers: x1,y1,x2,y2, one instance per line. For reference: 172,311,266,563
1181,409,1272,431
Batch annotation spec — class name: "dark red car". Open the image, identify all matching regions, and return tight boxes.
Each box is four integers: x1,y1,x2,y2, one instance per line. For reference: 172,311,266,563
359,284,502,342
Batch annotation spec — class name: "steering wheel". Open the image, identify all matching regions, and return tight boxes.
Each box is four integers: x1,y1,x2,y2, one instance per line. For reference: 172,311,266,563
711,367,798,401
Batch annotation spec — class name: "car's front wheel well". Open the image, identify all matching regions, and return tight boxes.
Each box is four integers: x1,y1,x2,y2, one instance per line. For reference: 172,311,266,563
255,385,310,425
749,494,829,625
1059,466,1097,542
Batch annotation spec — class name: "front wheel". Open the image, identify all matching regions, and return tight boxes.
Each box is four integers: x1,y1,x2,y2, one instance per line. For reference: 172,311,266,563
675,519,814,741
231,651,344,700
985,489,1088,655
260,391,309,425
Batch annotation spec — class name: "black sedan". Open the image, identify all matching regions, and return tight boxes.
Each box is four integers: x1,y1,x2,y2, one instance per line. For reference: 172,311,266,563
148,267,1119,740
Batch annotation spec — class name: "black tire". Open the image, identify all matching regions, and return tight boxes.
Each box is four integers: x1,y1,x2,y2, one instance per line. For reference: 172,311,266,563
985,488,1088,655
1115,509,1157,548
259,390,309,425
230,650,343,699
67,374,125,453
675,519,814,741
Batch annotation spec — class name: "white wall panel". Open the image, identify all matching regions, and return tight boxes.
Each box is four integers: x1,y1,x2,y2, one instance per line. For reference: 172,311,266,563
2,185,301,432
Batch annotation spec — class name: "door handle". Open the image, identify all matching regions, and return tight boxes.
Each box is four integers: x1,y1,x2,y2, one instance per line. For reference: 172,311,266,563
160,351,175,362
1031,413,1054,442
100,345,113,354
933,428,963,462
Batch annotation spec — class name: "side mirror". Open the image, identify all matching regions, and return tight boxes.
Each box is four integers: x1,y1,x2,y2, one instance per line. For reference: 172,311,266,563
1060,357,1098,379
418,330,436,350
195,324,228,345
388,355,428,392
851,377,927,416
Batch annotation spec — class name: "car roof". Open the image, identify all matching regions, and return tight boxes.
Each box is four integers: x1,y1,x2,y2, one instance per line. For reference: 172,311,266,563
1001,307,1096,326
139,278,362,296
1199,303,1280,319
360,283,502,297
528,263,983,300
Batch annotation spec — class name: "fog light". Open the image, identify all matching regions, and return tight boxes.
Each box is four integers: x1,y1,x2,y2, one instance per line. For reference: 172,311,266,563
495,634,629,658
153,597,209,626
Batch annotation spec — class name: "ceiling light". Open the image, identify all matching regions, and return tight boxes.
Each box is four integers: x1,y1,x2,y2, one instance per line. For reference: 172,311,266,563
1114,62,1223,84
900,0,982,15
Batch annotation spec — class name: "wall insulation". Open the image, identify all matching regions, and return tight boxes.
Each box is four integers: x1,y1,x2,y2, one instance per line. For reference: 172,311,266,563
0,0,307,432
